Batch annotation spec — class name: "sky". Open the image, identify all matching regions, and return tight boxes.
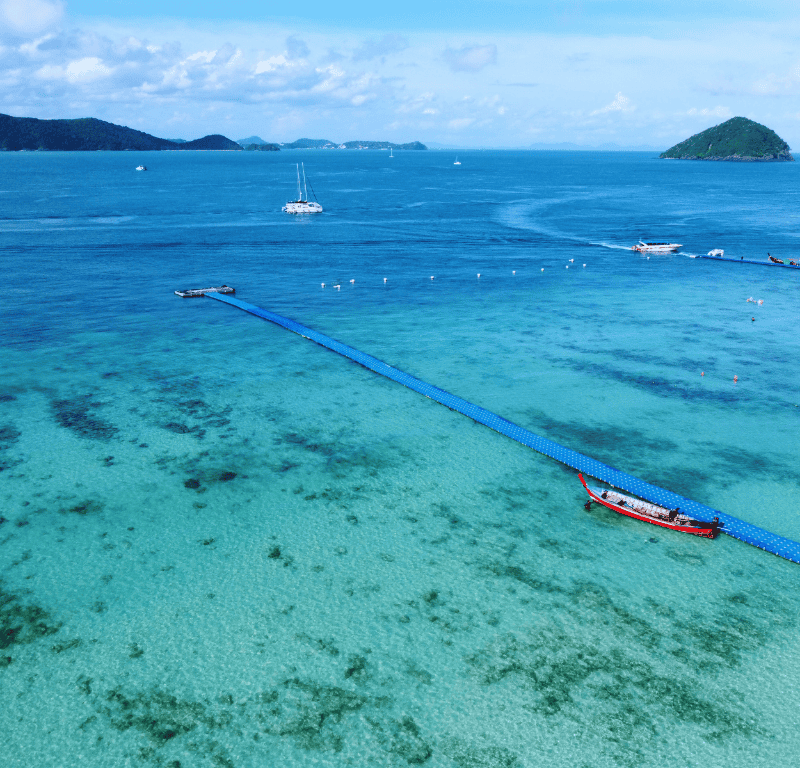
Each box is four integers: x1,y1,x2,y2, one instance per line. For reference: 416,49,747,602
1,0,799,147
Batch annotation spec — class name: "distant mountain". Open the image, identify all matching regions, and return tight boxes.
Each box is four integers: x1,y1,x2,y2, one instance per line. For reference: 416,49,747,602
242,143,280,151
281,138,338,149
237,135,267,145
0,113,242,151
181,134,242,150
660,117,793,161
341,140,427,150
280,138,427,150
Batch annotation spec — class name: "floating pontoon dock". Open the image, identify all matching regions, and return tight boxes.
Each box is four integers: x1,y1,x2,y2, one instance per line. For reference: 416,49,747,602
200,291,800,566
693,254,800,270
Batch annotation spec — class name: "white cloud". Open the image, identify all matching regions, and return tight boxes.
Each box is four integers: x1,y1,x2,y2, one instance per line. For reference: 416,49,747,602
591,91,632,115
443,43,497,72
254,55,287,74
1,0,63,38
686,106,731,118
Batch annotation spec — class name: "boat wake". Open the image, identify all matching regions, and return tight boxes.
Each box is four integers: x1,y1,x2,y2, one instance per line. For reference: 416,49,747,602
590,241,634,251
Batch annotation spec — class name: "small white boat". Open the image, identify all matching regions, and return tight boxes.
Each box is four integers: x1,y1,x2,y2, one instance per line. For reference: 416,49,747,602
135,165,147,171
389,148,394,158
282,163,323,214
632,240,681,253
707,249,724,257
454,157,461,165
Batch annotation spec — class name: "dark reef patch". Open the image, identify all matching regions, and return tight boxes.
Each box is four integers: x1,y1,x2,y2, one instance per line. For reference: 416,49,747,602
466,626,761,762
51,395,119,440
1,582,62,651
0,425,22,472
162,421,205,438
61,499,104,516
98,687,211,743
442,738,521,768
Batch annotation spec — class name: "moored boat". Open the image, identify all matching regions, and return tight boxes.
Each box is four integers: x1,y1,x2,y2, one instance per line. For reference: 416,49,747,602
632,240,682,253
579,474,720,538
282,163,323,214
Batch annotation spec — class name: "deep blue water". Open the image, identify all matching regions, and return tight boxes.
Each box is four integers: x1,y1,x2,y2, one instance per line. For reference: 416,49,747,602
1,150,800,768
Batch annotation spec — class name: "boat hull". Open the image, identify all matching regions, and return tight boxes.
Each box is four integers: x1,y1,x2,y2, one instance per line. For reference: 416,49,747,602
632,243,682,253
282,201,323,214
579,474,718,538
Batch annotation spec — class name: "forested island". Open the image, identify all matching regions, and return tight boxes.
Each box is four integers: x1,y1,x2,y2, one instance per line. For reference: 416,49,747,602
0,113,241,151
660,117,793,161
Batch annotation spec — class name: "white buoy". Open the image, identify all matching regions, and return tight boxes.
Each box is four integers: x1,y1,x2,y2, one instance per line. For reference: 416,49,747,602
512,270,516,275
383,278,387,283
647,256,650,260
541,268,544,272
477,273,481,278
566,265,569,269
583,264,586,267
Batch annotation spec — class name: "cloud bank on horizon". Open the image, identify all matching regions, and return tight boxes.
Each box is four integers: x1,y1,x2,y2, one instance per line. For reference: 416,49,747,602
1,0,799,147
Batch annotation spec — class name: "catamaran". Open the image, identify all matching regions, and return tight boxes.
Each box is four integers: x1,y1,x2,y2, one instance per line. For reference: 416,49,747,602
282,163,323,214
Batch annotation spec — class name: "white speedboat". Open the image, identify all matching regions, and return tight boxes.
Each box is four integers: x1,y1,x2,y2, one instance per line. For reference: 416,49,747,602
282,163,323,214
454,157,461,165
135,165,147,171
632,240,681,253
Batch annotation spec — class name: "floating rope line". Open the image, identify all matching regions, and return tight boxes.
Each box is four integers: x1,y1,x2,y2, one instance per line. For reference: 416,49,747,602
206,292,800,565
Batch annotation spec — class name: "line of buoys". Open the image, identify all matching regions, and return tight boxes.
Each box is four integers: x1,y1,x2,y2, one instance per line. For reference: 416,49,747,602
321,266,594,287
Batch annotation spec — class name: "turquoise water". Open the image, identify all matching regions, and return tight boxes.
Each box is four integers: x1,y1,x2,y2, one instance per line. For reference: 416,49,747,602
2,150,800,767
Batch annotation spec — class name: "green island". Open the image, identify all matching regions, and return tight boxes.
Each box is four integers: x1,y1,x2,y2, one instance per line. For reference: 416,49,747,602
660,117,793,161
0,115,428,152
0,113,242,151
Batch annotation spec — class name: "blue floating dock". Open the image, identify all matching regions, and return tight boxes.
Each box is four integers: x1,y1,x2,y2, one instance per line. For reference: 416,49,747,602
206,292,800,565
695,255,800,270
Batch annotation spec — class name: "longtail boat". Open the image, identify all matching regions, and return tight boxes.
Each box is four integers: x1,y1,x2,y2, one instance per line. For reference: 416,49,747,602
579,474,720,538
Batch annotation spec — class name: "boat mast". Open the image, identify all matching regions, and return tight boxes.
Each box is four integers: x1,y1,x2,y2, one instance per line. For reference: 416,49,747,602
295,164,301,201
302,163,309,202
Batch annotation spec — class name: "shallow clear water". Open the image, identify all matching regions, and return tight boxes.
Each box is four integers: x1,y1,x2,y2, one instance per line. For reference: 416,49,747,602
2,150,800,768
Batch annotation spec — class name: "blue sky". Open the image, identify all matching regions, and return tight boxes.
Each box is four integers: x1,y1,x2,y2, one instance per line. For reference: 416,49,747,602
2,0,799,147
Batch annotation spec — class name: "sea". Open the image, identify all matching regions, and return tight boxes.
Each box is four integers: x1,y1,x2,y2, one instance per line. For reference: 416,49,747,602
1,149,799,768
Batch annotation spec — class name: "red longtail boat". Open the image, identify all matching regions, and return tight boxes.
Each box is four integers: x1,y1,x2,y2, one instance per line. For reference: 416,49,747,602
579,474,720,538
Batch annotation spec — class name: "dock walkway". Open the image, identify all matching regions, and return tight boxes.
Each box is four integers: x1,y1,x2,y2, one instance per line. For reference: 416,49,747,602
206,292,800,566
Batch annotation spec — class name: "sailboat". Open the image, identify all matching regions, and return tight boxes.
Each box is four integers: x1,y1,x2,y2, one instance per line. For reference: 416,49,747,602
453,157,461,165
389,148,394,158
282,163,323,214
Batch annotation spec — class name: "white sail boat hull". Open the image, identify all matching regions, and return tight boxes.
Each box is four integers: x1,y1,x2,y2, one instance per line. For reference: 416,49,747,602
282,201,323,213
